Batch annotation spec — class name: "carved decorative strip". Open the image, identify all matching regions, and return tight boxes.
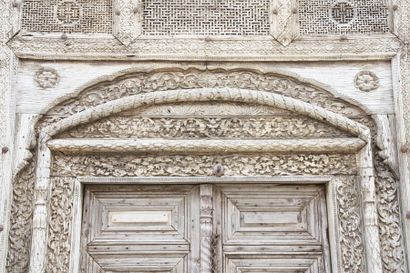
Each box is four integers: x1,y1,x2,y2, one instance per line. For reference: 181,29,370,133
374,156,406,273
46,177,74,273
113,0,143,45
43,69,365,117
200,185,213,273
57,116,351,139
336,176,365,273
52,153,358,177
8,36,399,61
6,162,36,273
269,0,299,46
47,138,365,154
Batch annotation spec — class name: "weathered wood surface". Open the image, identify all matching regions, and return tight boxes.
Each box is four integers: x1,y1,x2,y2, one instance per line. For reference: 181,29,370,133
79,183,331,273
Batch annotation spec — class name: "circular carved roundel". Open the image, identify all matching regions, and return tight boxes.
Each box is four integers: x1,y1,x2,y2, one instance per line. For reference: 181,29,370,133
331,1,355,24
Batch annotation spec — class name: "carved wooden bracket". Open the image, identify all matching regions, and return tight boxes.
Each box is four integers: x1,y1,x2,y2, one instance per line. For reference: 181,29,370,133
113,0,143,46
269,0,299,46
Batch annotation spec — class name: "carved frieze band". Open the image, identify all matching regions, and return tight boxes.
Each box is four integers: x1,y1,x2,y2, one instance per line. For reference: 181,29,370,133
44,69,365,117
8,35,400,61
41,88,370,142
52,153,358,177
57,116,351,139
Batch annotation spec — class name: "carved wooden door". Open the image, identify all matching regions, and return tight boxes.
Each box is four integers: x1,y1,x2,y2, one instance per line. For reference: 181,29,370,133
80,185,201,273
80,184,330,273
213,184,331,273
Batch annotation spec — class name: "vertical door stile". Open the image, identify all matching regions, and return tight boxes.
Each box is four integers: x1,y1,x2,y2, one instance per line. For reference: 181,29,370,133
200,184,214,273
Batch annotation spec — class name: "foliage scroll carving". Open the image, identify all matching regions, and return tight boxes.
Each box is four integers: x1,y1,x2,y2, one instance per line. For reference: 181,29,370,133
43,68,365,119
6,69,408,273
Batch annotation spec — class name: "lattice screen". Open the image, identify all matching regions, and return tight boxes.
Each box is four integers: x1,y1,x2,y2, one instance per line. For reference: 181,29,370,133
298,0,389,35
21,0,389,36
21,0,112,33
142,0,270,36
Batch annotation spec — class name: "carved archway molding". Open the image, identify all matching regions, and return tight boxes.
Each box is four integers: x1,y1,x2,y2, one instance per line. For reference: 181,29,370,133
26,87,383,273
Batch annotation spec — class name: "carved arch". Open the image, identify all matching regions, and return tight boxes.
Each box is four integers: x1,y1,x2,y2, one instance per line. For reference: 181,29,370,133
7,68,407,273
41,88,370,140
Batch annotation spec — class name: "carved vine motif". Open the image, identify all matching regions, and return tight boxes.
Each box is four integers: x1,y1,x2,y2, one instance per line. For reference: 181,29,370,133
44,68,365,118
6,161,36,273
52,153,357,177
374,155,406,273
337,176,364,273
46,177,74,273
57,116,351,139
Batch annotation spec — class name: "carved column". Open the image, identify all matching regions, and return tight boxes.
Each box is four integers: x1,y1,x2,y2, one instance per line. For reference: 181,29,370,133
200,185,213,273
29,136,51,273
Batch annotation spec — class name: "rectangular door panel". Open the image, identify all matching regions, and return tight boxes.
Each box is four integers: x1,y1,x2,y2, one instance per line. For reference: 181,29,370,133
219,184,326,245
81,185,200,273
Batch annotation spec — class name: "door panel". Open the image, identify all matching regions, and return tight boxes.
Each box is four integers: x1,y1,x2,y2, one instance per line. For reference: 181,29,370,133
80,185,200,273
215,184,330,273
80,184,330,273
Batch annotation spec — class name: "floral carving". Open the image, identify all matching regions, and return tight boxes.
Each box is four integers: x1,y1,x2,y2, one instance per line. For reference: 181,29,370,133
52,153,357,177
46,177,74,273
375,156,406,273
354,71,379,92
34,68,59,89
45,68,365,117
58,116,350,139
337,176,364,273
6,162,36,273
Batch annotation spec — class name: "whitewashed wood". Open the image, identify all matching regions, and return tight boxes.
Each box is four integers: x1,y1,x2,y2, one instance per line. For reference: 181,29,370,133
215,184,330,273
47,138,366,154
29,140,52,273
12,114,39,176
80,185,200,273
15,61,393,115
373,114,399,175
69,179,83,273
357,142,383,273
200,185,213,273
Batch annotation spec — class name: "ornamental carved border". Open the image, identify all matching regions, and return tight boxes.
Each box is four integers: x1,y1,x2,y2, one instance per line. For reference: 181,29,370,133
6,70,407,273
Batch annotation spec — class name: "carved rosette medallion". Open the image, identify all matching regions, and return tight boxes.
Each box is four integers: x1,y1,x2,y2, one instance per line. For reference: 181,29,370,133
354,71,380,92
34,68,59,89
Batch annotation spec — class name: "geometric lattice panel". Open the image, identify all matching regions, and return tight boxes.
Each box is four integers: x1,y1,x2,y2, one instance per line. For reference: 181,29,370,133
143,0,270,36
299,0,389,35
22,0,112,33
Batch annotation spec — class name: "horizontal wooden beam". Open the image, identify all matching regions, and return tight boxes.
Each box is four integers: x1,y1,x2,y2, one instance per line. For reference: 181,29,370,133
47,138,365,154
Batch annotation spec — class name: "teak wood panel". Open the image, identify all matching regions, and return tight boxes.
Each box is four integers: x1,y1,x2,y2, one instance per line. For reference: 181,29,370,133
80,184,330,273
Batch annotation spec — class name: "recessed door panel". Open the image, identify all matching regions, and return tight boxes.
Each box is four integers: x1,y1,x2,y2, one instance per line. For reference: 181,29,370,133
80,185,200,273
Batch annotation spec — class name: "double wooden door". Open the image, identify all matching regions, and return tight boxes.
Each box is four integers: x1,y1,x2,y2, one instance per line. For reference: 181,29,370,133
80,184,330,273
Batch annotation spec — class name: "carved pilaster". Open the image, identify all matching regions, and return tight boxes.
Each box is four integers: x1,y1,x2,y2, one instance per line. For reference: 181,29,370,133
29,139,51,273
200,185,213,273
